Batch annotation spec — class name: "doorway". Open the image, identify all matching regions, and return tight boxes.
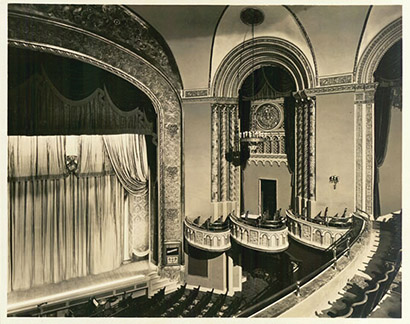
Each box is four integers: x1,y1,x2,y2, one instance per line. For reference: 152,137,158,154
259,179,277,217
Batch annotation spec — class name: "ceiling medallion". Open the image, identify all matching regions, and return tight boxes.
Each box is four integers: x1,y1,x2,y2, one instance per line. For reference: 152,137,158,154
240,8,264,26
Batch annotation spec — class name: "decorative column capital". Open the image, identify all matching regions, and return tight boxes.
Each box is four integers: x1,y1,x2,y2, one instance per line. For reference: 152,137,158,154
354,83,378,104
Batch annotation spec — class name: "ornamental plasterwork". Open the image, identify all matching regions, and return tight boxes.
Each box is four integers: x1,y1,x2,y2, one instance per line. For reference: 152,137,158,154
319,74,353,86
211,103,240,203
9,4,182,90
9,6,183,273
249,100,287,167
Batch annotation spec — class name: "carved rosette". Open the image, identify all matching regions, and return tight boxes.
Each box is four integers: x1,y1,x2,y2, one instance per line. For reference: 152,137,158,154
211,103,239,205
8,5,183,270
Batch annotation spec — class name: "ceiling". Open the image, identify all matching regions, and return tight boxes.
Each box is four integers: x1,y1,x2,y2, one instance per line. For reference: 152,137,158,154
129,5,401,90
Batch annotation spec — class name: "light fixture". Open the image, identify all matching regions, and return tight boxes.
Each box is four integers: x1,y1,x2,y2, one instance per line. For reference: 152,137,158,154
329,175,339,189
239,8,266,151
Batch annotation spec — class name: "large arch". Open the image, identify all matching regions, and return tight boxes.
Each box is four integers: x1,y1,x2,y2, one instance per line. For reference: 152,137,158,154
353,17,402,217
211,36,315,218
8,4,184,279
212,36,316,98
355,17,402,83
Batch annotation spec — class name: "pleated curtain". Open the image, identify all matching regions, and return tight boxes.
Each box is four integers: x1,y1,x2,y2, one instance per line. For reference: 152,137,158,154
8,135,126,292
103,134,149,257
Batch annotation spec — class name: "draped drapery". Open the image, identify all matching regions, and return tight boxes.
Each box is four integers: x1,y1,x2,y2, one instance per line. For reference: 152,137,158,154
8,136,125,292
103,134,149,257
284,96,296,210
373,41,402,217
373,87,393,217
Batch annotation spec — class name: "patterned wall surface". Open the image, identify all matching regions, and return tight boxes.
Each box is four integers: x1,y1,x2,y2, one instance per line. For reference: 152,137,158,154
211,103,240,203
248,100,287,166
295,94,316,214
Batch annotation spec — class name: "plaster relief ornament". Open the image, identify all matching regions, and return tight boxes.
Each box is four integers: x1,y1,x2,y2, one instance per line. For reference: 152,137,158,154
255,103,281,130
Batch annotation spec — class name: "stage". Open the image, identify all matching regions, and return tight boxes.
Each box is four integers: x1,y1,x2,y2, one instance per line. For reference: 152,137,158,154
7,261,159,316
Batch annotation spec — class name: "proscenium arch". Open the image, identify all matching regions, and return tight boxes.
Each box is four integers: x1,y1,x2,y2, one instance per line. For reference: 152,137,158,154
355,17,402,83
8,5,184,278
212,37,316,98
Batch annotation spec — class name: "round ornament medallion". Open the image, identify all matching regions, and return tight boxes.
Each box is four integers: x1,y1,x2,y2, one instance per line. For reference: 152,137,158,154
255,103,282,130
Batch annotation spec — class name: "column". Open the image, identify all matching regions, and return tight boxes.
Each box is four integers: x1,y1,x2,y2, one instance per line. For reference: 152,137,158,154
354,84,377,216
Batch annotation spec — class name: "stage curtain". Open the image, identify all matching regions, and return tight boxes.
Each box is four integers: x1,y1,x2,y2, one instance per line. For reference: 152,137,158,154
8,135,125,292
103,134,149,257
373,87,393,217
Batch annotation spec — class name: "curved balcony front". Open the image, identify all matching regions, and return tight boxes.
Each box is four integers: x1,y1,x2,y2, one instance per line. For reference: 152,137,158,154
184,218,231,252
286,210,351,250
229,214,289,253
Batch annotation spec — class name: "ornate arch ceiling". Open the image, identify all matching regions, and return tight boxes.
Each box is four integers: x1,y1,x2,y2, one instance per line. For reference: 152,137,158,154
126,5,400,90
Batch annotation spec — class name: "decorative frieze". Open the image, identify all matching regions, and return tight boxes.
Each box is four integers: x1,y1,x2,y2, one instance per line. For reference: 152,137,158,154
286,210,350,250
183,89,209,98
229,215,289,253
184,218,231,252
319,74,353,86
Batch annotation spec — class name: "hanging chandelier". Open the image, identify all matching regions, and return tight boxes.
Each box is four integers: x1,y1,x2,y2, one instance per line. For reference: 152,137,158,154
239,7,266,151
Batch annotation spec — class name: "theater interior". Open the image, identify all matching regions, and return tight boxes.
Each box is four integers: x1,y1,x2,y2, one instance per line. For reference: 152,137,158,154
5,3,403,319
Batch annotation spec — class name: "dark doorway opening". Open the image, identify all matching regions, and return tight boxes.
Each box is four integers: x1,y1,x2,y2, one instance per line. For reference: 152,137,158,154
260,179,277,218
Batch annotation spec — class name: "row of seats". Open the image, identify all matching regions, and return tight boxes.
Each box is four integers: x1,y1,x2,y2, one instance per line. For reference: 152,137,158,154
316,212,402,318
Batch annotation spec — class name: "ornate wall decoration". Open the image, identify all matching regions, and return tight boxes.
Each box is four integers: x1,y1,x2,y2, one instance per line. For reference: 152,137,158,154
248,100,287,166
354,87,376,216
355,103,363,210
183,89,209,98
254,103,282,130
8,5,183,272
365,103,373,214
212,37,315,98
302,224,311,239
211,103,240,203
355,17,402,83
319,74,353,86
294,92,316,215
9,4,182,91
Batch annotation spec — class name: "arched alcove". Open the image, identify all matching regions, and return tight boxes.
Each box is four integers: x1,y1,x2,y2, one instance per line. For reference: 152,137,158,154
212,36,315,98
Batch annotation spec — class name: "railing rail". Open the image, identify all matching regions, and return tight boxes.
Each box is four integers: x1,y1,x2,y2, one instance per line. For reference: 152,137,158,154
236,214,367,318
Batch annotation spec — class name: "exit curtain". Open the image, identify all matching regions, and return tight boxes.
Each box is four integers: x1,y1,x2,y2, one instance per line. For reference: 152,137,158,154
8,134,148,292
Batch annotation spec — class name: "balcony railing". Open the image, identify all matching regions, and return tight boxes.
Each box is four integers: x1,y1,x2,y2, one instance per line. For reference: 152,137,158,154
286,210,351,250
184,218,231,252
229,214,289,253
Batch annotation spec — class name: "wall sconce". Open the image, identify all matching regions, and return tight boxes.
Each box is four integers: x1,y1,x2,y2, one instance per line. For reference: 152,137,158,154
329,175,339,189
